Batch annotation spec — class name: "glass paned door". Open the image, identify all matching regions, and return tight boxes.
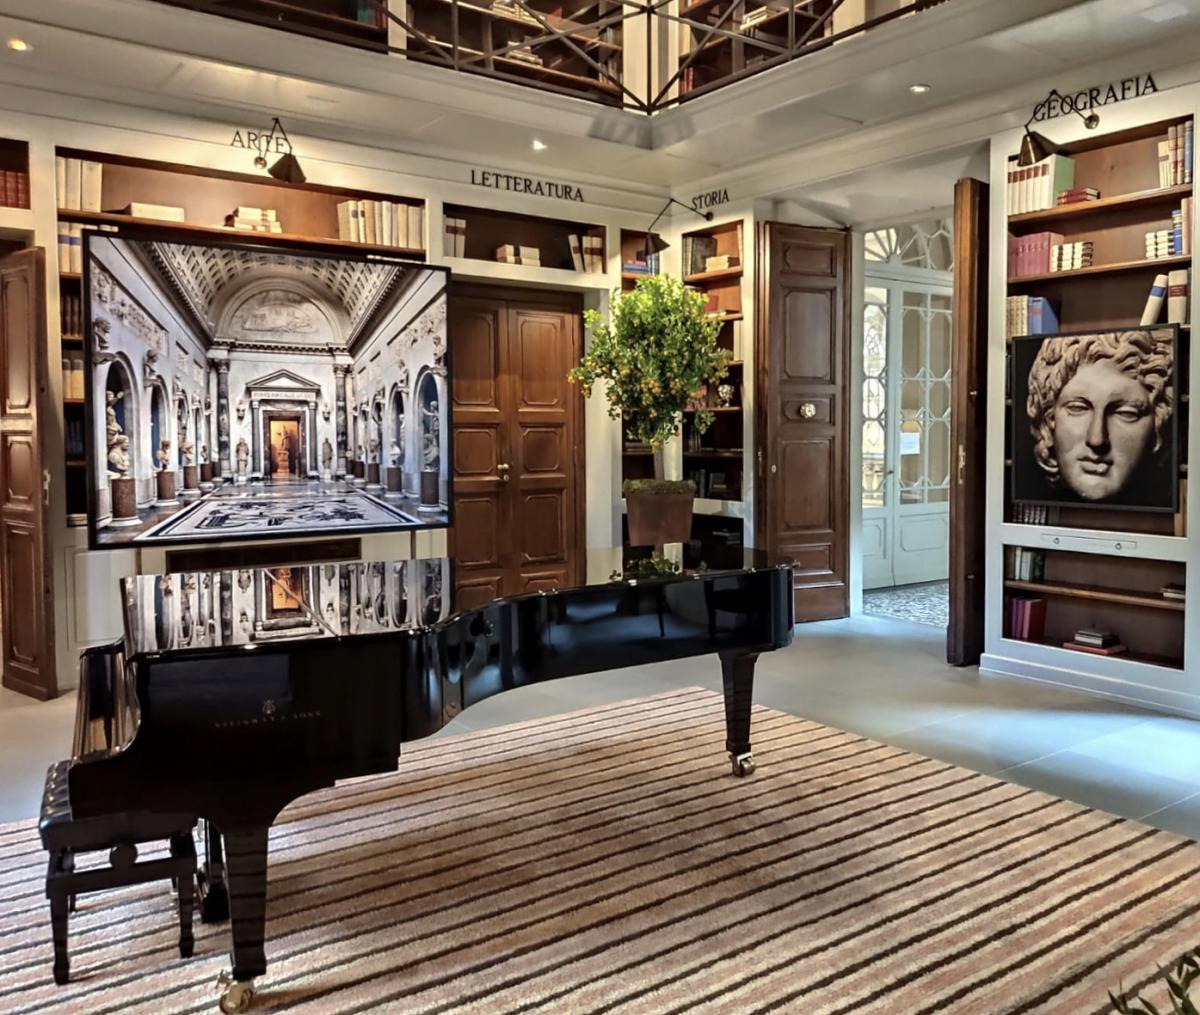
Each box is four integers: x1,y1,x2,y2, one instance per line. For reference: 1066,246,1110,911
861,280,953,590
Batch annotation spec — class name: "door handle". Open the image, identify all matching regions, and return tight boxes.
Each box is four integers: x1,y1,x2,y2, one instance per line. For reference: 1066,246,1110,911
497,462,510,483
957,444,966,486
42,469,51,508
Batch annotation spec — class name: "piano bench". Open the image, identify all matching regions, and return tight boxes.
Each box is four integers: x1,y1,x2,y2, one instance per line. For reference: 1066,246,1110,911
38,760,198,986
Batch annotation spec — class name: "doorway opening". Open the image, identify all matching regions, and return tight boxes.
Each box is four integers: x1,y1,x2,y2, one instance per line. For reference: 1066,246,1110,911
858,218,954,627
266,415,303,480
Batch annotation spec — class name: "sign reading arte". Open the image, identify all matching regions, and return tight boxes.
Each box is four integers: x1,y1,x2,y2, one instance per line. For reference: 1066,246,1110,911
229,128,290,156
1032,74,1159,121
470,169,584,202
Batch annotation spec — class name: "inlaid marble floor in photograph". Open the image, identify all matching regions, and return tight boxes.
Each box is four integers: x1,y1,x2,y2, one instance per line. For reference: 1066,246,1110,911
863,580,949,628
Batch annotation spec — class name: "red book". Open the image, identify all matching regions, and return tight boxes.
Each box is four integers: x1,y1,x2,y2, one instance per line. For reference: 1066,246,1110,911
1025,599,1046,642
1,170,11,207
1063,641,1127,656
16,171,28,208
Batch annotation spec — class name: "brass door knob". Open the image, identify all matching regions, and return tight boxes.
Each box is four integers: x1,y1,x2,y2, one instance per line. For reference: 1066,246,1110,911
497,462,510,483
799,402,817,419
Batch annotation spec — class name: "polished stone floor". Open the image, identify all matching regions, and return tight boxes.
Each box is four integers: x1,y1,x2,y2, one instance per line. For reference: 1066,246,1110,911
864,580,950,627
2,613,1197,839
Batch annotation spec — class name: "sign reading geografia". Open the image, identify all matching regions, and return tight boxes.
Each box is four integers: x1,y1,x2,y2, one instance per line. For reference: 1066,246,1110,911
1031,74,1159,122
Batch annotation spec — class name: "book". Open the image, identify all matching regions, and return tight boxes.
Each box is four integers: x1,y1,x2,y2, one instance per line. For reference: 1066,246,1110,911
1167,268,1189,324
119,202,186,222
1064,641,1127,656
568,234,584,271
55,156,66,208
62,158,82,211
1074,627,1118,647
80,161,102,213
1162,583,1186,601
407,205,423,250
1140,273,1170,324
704,254,740,271
688,236,718,276
1159,140,1172,188
1186,119,1194,185
68,223,83,274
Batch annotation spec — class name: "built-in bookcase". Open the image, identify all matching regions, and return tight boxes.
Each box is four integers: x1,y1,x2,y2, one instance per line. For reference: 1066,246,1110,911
0,138,29,209
1001,115,1192,672
53,147,426,524
442,203,605,272
154,0,389,51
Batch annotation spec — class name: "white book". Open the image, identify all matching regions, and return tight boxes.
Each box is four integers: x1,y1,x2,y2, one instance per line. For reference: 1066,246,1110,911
1167,268,1189,324
381,201,392,247
55,156,66,209
1141,272,1170,325
69,223,83,274
355,200,367,243
396,204,409,249
407,205,422,250
63,158,81,211
81,161,103,213
373,201,384,245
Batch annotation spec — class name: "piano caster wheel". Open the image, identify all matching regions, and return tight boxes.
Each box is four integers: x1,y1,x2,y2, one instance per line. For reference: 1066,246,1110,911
217,972,255,1013
731,752,756,777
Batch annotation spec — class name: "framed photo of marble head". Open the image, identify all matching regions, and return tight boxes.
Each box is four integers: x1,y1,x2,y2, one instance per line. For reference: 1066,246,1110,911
82,225,452,548
1010,325,1178,512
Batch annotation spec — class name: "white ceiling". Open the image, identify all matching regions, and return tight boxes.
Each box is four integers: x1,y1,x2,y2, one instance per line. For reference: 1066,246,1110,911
0,0,1198,204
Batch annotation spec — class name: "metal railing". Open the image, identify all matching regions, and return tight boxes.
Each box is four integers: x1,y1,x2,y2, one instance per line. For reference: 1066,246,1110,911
157,0,949,113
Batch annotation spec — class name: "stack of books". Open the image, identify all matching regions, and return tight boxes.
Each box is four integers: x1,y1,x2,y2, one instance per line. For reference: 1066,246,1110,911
622,259,654,276
1147,228,1176,258
704,254,740,272
739,6,771,30
0,169,28,208
1049,240,1093,272
1008,547,1046,582
1162,583,1186,603
118,202,185,222
443,216,466,257
225,207,282,233
336,200,424,249
1158,119,1193,188
1008,231,1062,278
1064,628,1126,656
1006,597,1046,642
60,354,85,400
507,46,544,67
55,156,104,212
1056,186,1099,206
1005,295,1059,339
1007,154,1075,214
493,0,541,25
65,418,85,459
1011,503,1055,524
496,244,541,266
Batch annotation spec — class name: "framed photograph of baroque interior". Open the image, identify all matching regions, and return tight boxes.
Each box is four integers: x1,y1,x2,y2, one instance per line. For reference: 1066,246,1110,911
1010,325,1178,512
83,225,452,548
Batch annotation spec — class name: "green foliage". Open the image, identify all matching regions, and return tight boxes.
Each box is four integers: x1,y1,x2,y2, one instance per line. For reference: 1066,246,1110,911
568,274,730,447
1111,949,1200,1015
623,478,696,496
610,555,683,582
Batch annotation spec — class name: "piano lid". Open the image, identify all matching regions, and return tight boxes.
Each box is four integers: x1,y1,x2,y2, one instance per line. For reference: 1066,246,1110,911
119,545,787,660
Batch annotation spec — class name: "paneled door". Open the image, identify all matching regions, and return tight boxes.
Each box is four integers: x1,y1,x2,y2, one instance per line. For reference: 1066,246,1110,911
0,248,56,699
757,223,851,622
450,286,583,607
860,279,954,589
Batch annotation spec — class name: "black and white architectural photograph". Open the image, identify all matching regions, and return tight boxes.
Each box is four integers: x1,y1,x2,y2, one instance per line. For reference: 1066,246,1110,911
84,230,450,546
1011,325,1178,512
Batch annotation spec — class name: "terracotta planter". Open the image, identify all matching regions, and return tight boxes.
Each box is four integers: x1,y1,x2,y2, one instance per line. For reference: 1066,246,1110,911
626,490,694,546
420,470,439,506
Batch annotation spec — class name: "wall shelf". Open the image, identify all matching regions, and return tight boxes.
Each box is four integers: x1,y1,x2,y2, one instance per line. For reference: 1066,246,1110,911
1008,184,1193,227
1004,579,1184,612
1009,254,1191,285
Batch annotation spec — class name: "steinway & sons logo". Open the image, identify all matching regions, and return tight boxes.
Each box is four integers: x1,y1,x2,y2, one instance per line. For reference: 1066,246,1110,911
1031,74,1159,122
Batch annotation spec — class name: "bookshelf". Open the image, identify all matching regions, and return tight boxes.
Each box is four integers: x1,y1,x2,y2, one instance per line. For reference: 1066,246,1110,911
155,0,389,51
681,218,745,516
442,203,605,272
53,147,427,524
1001,114,1193,672
405,0,624,105
0,138,29,210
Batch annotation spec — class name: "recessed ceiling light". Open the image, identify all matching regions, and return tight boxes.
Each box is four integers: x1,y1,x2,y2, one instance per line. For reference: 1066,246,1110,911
6,38,32,53
909,83,931,95
531,139,548,152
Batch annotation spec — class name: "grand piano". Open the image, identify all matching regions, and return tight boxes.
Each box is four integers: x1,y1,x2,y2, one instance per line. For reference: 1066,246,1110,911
67,545,793,1012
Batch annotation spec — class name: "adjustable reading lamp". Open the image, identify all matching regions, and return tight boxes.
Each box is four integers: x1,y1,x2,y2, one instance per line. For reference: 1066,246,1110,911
1017,89,1100,167
253,118,307,184
643,197,714,256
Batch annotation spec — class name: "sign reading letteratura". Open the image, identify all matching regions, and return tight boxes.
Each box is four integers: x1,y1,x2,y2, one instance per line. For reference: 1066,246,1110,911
469,169,584,202
1031,74,1158,122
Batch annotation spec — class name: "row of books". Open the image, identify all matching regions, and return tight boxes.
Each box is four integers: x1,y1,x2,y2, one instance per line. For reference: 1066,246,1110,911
1007,546,1045,582
335,200,424,249
1056,186,1099,206
1162,583,1186,602
61,292,84,339
0,170,28,209
224,207,281,234
1007,154,1074,215
443,216,466,257
60,354,86,400
1158,120,1193,188
57,220,118,273
681,234,738,277
65,418,86,460
1007,231,1061,278
1143,199,1192,258
1139,269,1189,325
1010,503,1057,525
567,234,605,272
55,156,104,212
496,244,541,266
1049,240,1092,272
1006,596,1046,642
621,254,661,276
1005,295,1059,339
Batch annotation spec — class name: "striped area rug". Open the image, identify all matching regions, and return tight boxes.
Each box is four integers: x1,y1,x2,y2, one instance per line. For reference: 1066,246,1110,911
0,687,1197,1014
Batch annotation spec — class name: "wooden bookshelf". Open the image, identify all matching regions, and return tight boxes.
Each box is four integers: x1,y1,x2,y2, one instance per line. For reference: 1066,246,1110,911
0,138,29,210
406,0,623,105
1002,115,1193,670
444,203,605,272
619,228,658,293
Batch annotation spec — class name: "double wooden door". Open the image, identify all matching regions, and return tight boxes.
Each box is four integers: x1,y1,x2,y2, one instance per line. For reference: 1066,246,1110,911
450,287,584,607
0,248,56,699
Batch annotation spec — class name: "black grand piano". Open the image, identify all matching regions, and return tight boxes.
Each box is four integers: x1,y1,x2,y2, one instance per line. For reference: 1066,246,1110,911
66,545,793,1011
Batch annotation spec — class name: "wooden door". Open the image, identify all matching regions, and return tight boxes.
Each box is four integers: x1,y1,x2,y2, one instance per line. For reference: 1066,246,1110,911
947,178,989,665
757,223,851,622
0,248,56,699
450,287,583,606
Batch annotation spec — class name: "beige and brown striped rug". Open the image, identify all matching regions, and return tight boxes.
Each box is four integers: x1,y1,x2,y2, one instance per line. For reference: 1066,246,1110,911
0,687,1197,1014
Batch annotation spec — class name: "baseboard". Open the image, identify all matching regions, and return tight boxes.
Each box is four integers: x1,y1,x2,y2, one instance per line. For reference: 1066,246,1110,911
1,671,57,701
980,652,1200,720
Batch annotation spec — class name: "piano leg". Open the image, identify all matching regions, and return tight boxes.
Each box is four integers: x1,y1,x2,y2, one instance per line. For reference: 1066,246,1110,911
217,825,269,1014
198,820,230,923
720,650,758,777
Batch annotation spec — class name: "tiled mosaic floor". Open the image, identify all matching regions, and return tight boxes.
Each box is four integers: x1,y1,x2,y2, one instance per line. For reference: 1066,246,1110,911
863,580,949,627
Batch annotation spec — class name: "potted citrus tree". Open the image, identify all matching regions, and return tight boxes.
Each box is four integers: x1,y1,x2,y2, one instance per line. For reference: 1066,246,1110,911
568,273,730,546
